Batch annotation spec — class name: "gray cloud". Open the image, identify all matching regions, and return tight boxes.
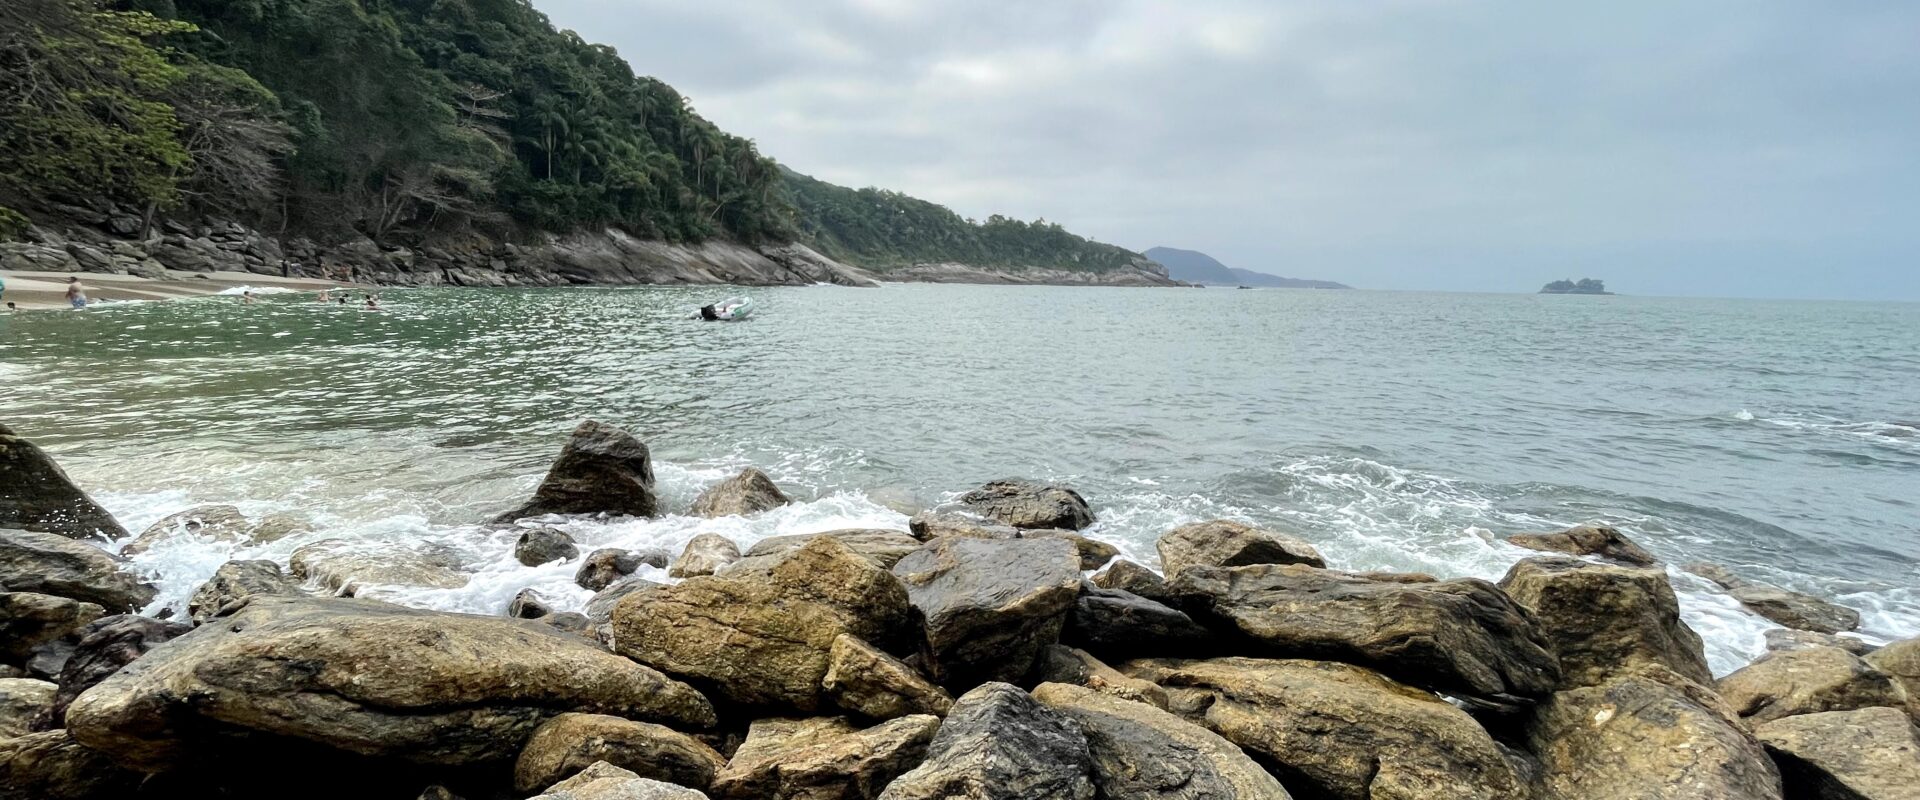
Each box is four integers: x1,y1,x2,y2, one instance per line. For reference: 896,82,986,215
546,0,1920,299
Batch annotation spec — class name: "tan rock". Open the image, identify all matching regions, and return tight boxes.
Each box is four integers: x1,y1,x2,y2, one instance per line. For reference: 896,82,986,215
890,537,1082,688
1717,646,1909,725
690,468,790,518
1868,637,1920,720
822,634,953,720
0,591,104,662
514,713,726,794
1526,674,1783,800
0,529,155,611
1505,524,1657,566
1756,707,1920,800
121,504,306,556
186,559,302,622
289,539,469,595
1156,520,1324,577
0,730,140,800
669,533,740,578
531,761,711,799
1033,646,1169,710
66,596,715,770
1499,556,1711,688
710,715,939,799
1124,656,1523,800
735,529,921,571
0,677,56,738
1032,682,1292,799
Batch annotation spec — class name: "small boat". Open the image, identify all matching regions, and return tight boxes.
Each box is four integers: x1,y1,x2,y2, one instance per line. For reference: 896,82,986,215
698,296,754,321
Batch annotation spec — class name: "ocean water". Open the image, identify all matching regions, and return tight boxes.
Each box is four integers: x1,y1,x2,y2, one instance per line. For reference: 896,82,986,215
4,285,1917,675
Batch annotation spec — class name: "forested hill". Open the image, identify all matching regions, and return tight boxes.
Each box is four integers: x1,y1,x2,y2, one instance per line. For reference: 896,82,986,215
0,0,1155,279
781,169,1149,273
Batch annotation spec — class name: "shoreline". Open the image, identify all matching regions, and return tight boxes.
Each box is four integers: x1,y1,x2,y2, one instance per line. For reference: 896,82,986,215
1,269,355,311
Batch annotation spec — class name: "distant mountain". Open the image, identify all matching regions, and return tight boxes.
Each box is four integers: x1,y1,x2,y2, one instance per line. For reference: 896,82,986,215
1540,278,1612,295
1144,247,1351,289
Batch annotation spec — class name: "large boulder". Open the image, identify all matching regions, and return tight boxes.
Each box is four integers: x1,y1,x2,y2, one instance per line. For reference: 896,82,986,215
1498,557,1712,688
0,592,104,663
0,529,155,611
1505,524,1657,567
907,512,1114,569
289,539,469,595
822,634,954,720
1031,682,1293,800
1065,585,1213,660
735,529,922,571
1867,637,1920,719
709,715,939,800
514,713,727,794
494,421,660,523
1155,520,1325,577
0,677,56,737
585,576,662,624
1123,656,1524,800
121,504,307,556
690,468,790,518
1766,628,1877,656
530,761,711,800
1686,562,1861,634
45,614,191,729
954,479,1095,531
187,559,304,622
613,536,914,711
669,533,740,579
0,424,127,540
890,537,1083,688
1024,530,1121,571
1526,674,1783,800
877,682,1096,800
517,528,581,566
66,595,715,771
1756,707,1920,800
1716,646,1909,725
0,730,140,800
1165,564,1558,710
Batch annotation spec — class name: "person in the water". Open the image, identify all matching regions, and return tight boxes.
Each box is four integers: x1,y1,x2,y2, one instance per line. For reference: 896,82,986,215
65,277,88,309
363,295,380,310
241,290,257,305
317,288,331,303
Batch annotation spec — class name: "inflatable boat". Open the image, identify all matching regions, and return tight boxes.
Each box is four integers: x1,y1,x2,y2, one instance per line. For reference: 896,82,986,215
698,297,754,321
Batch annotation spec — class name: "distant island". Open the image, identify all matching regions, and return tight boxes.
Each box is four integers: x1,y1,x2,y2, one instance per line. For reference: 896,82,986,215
1540,278,1612,295
1144,247,1351,289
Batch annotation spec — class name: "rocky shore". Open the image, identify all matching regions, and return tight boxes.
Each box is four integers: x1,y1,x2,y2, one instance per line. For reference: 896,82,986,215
3,419,1916,799
1,204,1184,291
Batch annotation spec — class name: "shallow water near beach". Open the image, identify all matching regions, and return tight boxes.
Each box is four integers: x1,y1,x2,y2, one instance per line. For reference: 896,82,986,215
4,284,1917,675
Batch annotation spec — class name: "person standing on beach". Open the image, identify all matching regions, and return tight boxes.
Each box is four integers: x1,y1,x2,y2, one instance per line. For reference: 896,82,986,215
65,277,88,309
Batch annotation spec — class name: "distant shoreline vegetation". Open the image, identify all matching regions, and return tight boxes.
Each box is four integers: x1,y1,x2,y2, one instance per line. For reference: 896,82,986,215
1540,278,1612,295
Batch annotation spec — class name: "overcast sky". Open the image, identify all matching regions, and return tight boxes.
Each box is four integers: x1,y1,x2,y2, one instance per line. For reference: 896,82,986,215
542,1,1918,300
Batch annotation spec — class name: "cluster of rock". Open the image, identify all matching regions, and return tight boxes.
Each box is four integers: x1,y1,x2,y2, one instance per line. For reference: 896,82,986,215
4,419,1916,799
1,203,879,288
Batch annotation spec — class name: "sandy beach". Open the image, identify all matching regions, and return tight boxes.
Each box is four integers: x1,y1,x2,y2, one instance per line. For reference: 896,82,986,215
0,269,355,311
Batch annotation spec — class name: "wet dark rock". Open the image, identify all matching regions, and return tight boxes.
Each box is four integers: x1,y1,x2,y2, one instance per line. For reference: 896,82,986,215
1032,681,1293,800
1126,656,1522,800
1525,674,1783,800
575,548,662,591
1716,646,1909,725
955,479,1095,531
670,533,740,578
0,592,104,664
710,714,939,800
43,614,192,730
493,421,660,523
1090,560,1174,604
187,559,303,622
690,467,791,518
1023,530,1121,571
876,682,1096,800
822,634,954,720
510,588,556,619
0,528,155,611
1166,563,1559,710
891,537,1083,689
1498,556,1711,688
517,528,581,566
1505,524,1658,567
1756,706,1920,800
1685,562,1862,634
613,536,914,711
1065,585,1213,660
65,595,715,771
1031,646,1168,710
1155,519,1324,577
907,510,1021,541
585,575,662,624
513,712,726,794
0,424,128,540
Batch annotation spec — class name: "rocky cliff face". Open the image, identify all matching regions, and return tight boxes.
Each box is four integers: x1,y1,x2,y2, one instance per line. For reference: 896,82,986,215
2,204,1186,289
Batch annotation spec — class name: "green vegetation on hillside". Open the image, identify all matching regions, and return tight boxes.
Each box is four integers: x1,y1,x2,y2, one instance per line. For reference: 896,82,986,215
781,169,1142,272
2,0,1147,274
1541,278,1609,294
